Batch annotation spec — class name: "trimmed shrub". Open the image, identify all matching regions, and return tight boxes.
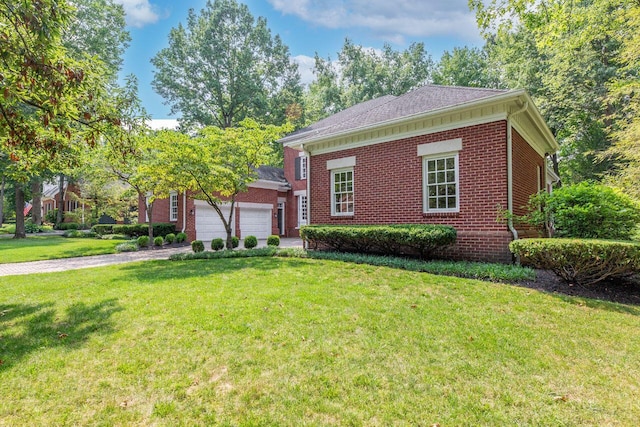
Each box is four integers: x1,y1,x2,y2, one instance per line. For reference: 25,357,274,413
25,222,43,233
154,236,164,246
56,222,79,231
62,230,98,238
525,183,640,240
244,235,258,249
137,235,150,247
91,224,114,235
510,238,640,285
231,236,240,248
191,240,205,253
211,238,225,251
115,242,138,252
100,234,129,240
301,224,457,258
175,232,187,243
267,235,280,247
153,223,176,238
165,233,176,244
110,223,176,238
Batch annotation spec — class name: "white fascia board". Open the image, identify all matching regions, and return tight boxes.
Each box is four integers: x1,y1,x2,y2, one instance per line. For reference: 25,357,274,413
249,179,285,191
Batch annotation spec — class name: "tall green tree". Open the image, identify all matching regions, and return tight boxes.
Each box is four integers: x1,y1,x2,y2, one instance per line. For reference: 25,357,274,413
432,46,502,88
306,39,433,121
158,119,291,249
470,0,632,184
151,0,302,129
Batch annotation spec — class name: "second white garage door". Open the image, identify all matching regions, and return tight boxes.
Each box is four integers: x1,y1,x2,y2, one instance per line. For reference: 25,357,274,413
239,207,272,239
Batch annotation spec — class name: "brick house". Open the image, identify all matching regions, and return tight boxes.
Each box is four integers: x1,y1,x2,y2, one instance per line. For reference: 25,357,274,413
41,181,87,223
279,85,559,262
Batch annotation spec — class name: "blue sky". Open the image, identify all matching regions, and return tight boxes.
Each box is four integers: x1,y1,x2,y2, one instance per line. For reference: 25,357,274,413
115,0,483,119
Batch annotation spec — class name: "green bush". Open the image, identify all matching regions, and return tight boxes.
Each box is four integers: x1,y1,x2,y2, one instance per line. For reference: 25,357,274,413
137,235,150,247
25,222,43,233
211,238,225,251
62,230,97,238
100,234,129,240
510,238,640,285
230,236,240,249
244,235,258,249
191,240,205,253
172,246,277,261
176,232,187,243
301,224,457,258
91,224,114,235
154,236,164,246
115,242,138,252
110,223,176,238
526,183,640,240
55,222,79,231
45,209,58,224
267,235,280,246
165,233,176,244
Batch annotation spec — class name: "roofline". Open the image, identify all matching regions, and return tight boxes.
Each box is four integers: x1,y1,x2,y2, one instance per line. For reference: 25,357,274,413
283,89,558,154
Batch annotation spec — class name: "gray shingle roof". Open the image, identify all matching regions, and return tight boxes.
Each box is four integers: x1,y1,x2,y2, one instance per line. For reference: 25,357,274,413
281,85,509,144
255,165,287,184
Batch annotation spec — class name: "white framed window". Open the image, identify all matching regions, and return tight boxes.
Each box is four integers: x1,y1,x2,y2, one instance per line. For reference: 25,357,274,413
331,168,354,216
169,191,178,221
423,153,459,213
298,195,308,227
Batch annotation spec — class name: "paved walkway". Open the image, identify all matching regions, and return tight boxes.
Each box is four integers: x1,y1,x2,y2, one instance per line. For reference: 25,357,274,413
0,238,303,277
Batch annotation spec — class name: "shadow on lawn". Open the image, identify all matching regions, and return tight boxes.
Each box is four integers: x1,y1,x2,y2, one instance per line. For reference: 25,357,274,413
117,256,316,283
0,299,122,371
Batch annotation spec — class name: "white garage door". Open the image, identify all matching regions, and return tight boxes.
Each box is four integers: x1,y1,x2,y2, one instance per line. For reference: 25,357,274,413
194,201,234,241
239,207,272,239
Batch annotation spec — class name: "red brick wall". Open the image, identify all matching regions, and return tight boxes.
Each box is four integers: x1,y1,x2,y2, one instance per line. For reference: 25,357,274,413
283,146,306,237
512,129,545,238
309,121,514,262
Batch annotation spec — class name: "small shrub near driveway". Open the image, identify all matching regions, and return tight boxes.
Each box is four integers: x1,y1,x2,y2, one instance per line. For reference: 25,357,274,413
510,238,640,285
211,238,224,251
267,235,280,246
191,240,205,253
244,235,258,249
165,233,176,244
154,236,164,246
176,232,187,243
115,241,138,252
137,235,150,247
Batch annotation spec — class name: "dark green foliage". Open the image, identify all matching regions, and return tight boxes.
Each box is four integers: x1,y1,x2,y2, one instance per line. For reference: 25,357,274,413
267,235,280,246
171,246,277,261
115,241,138,252
510,238,640,285
56,222,80,231
111,223,176,238
137,235,150,247
191,240,205,253
211,238,224,251
301,224,457,258
175,232,187,243
153,236,164,246
45,209,58,224
230,236,239,249
91,224,114,235
165,233,176,244
243,235,258,249
62,230,98,238
100,234,129,240
24,222,44,233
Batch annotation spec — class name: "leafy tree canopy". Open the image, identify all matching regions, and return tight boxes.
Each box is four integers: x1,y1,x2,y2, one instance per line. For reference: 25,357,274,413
151,0,302,129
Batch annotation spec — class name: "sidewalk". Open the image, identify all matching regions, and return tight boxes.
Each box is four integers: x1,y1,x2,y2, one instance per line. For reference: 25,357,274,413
0,238,304,277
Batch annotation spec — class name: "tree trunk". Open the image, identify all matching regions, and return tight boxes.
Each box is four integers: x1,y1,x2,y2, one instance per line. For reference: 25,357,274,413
56,174,65,225
14,184,26,239
146,200,154,240
31,178,42,225
551,153,561,188
0,175,5,225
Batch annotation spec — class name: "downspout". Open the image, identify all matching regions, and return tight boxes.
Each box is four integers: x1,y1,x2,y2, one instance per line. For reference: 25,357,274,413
181,192,187,233
302,144,310,250
506,100,529,243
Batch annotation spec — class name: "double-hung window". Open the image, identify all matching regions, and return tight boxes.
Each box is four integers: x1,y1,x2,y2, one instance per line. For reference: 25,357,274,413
169,191,178,221
419,138,462,213
331,168,354,215
298,195,308,227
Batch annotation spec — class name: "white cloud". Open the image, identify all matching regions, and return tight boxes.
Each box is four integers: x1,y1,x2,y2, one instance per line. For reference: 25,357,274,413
268,0,481,42
113,0,160,28
293,55,317,86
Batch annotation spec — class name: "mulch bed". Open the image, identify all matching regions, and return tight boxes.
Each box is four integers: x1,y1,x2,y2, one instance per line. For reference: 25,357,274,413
517,270,640,306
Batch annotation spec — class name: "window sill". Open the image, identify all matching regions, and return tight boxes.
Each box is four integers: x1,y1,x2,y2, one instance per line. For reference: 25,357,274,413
422,211,460,218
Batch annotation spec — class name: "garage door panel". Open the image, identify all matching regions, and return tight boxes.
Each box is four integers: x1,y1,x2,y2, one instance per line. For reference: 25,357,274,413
239,207,271,239
195,202,233,241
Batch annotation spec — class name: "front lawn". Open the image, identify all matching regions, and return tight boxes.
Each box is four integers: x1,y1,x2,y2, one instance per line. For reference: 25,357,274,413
0,236,121,263
1,258,639,425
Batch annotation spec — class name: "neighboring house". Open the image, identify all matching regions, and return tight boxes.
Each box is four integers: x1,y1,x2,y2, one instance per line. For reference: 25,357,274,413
41,181,86,222
280,85,560,262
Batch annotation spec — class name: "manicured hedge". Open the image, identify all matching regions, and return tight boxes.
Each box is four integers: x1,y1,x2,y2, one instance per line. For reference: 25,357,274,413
91,224,114,235
107,223,176,238
509,238,640,286
301,224,457,258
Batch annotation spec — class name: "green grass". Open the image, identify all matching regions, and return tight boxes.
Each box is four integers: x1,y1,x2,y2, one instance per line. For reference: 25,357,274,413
0,236,121,263
1,257,639,425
